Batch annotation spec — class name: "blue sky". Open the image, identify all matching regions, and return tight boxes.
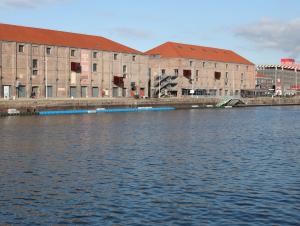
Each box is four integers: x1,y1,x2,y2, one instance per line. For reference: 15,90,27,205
1,0,300,64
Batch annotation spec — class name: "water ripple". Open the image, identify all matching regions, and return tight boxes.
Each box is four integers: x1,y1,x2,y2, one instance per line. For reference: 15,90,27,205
0,107,300,225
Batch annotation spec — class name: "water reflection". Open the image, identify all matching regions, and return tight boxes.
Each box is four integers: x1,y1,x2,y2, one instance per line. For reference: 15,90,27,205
1,107,300,225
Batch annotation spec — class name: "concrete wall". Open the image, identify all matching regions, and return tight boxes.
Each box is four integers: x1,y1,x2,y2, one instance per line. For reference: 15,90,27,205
0,41,149,99
149,57,256,97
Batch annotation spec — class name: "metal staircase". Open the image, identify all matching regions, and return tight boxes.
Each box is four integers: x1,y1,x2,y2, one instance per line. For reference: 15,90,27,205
154,74,178,97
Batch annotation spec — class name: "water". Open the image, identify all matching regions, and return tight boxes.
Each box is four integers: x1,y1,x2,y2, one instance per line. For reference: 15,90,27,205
1,107,300,225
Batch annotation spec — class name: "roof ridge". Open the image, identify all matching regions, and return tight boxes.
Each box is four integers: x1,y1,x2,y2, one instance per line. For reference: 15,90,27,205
0,23,142,54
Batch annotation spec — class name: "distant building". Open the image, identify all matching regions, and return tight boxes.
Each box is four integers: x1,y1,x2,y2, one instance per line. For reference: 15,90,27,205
257,59,300,96
146,42,256,98
0,23,149,99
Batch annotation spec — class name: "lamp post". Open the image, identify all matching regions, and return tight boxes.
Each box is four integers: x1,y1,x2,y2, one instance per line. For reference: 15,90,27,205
45,56,48,99
158,64,161,98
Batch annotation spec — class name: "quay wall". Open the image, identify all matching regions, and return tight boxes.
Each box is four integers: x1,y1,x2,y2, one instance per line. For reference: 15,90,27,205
1,97,300,113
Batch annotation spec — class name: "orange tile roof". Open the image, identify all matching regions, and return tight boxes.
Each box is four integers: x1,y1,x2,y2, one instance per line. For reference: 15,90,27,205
0,23,141,54
145,42,254,65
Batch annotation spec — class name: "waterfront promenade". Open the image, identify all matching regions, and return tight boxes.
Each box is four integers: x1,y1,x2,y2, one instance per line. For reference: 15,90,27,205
1,97,300,113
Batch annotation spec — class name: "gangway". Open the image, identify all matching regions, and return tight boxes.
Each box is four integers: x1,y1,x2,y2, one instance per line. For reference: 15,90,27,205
216,97,245,108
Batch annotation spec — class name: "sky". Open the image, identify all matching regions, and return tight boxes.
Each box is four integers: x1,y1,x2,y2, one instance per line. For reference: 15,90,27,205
1,0,300,65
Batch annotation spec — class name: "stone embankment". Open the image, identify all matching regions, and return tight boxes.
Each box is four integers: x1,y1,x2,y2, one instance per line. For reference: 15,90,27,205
0,97,300,114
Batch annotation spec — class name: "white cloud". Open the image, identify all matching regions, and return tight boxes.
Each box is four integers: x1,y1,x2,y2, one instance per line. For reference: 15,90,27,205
235,18,300,58
0,0,72,9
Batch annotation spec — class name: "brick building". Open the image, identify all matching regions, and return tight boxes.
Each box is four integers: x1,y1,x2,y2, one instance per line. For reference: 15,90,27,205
0,24,255,99
146,42,255,97
0,24,149,99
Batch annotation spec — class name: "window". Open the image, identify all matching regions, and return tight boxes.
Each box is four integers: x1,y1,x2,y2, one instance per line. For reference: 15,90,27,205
226,64,228,69
18,44,24,53
196,70,199,81
236,65,240,70
71,49,76,57
161,69,166,75
190,61,193,67
225,72,229,85
202,62,206,68
71,62,81,72
93,52,97,58
123,65,127,77
183,70,192,79
32,59,38,69
215,63,217,68
174,69,179,76
33,70,38,75
32,46,38,54
241,73,244,83
132,55,136,61
46,47,51,55
215,72,221,80
93,63,97,72
114,53,118,60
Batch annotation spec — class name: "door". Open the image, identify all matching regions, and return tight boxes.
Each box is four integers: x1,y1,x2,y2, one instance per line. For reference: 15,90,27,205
122,88,127,97
70,86,76,98
112,87,118,97
3,86,11,99
81,86,87,98
18,86,26,98
32,86,39,98
92,87,99,97
47,86,53,98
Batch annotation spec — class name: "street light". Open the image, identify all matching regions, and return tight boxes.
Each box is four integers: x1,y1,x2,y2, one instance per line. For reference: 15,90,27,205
45,56,48,99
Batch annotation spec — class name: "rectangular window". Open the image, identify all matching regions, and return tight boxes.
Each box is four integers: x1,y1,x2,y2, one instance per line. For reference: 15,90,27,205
114,53,118,60
71,49,76,57
196,70,199,81
203,62,205,68
46,47,51,55
161,69,166,75
18,44,24,53
225,72,229,85
226,64,228,69
93,63,97,72
32,59,38,69
174,69,179,76
183,70,192,78
71,62,81,72
132,55,136,61
32,46,38,55
123,65,127,77
215,72,221,80
93,52,97,58
241,73,244,83
215,63,217,68
190,61,193,67
33,70,38,75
